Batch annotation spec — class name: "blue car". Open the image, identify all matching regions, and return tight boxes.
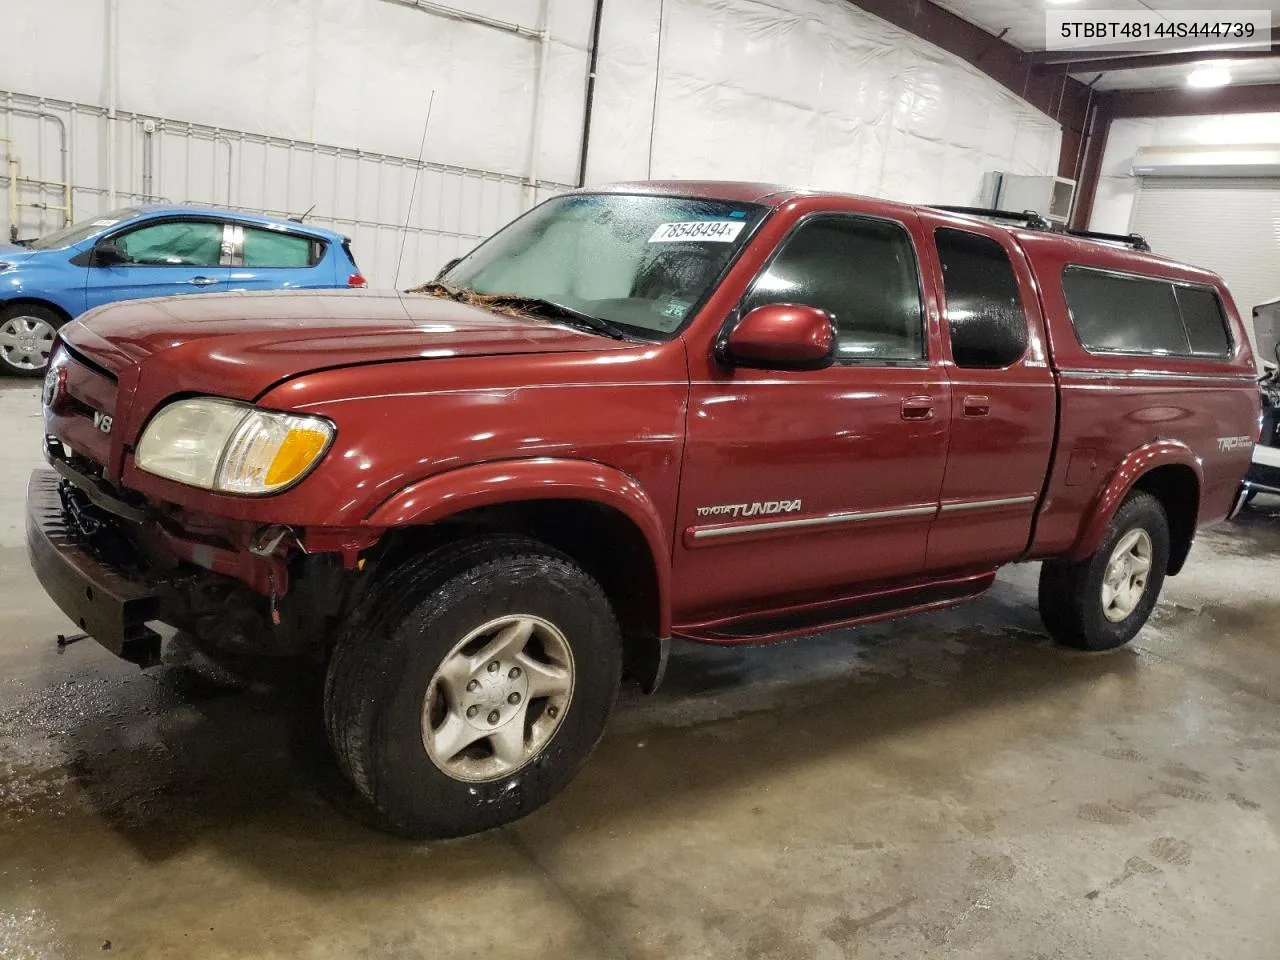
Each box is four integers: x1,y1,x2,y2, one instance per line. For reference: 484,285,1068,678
0,205,366,376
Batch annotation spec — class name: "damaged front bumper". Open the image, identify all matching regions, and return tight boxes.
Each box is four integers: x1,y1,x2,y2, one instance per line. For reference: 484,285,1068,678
25,469,164,665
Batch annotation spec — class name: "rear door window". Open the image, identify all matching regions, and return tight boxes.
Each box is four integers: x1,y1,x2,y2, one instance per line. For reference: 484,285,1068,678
935,228,1028,368
1062,267,1190,355
241,226,319,268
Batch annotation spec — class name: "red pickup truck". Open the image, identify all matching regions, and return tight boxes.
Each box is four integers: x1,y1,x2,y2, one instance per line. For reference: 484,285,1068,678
27,181,1258,838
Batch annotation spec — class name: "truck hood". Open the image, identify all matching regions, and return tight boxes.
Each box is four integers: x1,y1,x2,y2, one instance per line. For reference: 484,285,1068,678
61,289,630,398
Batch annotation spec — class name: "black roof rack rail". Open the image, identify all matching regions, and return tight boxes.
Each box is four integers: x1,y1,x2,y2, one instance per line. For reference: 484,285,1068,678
929,204,1153,252
929,205,1052,230
1062,228,1151,252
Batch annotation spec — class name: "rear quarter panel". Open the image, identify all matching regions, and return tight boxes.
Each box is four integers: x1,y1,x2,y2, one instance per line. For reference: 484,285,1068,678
1018,232,1259,557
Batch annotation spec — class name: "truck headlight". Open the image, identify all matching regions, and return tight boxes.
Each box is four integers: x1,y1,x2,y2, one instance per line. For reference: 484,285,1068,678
135,397,334,494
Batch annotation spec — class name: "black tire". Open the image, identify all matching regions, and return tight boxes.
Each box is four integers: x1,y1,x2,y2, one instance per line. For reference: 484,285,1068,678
324,535,621,839
0,303,65,377
1038,491,1170,651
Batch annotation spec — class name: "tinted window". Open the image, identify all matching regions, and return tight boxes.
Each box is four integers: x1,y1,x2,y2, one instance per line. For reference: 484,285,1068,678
1062,267,1190,355
935,228,1028,368
1175,286,1231,356
115,220,224,267
242,227,317,268
745,216,923,361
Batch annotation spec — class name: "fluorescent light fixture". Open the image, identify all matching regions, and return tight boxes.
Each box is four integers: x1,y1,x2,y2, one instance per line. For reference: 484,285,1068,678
1187,63,1232,88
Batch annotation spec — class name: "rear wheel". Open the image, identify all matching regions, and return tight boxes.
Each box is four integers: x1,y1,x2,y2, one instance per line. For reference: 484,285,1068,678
1038,491,1170,651
0,304,63,377
324,536,621,838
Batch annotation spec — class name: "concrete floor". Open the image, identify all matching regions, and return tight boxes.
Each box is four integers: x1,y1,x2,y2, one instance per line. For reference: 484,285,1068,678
3,377,1280,960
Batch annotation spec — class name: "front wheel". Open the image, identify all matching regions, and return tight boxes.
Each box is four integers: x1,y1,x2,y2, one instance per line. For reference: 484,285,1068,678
1038,491,1170,651
0,304,64,377
324,536,621,838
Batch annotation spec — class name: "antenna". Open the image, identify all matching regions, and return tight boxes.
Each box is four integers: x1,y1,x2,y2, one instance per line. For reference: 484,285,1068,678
290,203,317,224
394,90,436,289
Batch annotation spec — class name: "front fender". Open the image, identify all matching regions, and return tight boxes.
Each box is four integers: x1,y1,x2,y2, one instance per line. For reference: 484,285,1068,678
1067,440,1202,562
364,457,672,635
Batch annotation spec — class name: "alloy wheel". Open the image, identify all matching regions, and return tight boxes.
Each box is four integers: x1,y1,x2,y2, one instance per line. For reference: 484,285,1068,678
421,614,575,782
1101,528,1153,623
0,315,56,372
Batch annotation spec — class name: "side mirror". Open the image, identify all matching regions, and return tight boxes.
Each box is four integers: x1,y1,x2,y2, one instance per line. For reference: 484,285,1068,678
436,257,461,280
92,239,130,266
720,303,835,370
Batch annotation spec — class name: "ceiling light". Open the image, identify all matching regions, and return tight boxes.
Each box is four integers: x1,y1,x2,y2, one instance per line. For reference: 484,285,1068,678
1187,64,1232,88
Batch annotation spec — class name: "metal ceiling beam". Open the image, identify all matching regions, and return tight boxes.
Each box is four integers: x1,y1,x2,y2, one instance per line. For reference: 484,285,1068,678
1108,82,1280,117
843,0,1094,179
1033,46,1280,75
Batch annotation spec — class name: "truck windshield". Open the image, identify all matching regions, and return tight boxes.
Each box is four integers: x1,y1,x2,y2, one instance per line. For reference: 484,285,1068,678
439,193,766,338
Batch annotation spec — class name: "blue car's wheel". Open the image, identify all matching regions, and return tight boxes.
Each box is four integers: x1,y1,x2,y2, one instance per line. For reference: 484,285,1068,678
0,305,62,377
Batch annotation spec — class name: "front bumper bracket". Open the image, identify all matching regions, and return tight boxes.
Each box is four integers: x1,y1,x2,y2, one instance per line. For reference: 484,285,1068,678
25,469,161,666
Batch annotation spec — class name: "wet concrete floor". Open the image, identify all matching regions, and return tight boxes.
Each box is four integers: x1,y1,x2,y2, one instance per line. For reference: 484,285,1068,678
2,379,1280,958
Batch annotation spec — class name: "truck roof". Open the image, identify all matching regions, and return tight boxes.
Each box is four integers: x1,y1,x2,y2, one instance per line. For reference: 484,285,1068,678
588,180,1226,289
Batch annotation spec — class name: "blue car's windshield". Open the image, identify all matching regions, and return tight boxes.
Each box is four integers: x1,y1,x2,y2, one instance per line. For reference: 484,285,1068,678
441,194,766,337
28,208,142,251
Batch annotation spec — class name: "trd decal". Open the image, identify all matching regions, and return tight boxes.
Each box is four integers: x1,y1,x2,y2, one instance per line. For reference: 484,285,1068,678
1217,436,1252,452
696,499,802,519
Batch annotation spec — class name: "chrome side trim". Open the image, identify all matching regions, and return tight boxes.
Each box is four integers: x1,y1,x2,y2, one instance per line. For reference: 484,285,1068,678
690,504,937,540
939,494,1037,513
1058,369,1257,385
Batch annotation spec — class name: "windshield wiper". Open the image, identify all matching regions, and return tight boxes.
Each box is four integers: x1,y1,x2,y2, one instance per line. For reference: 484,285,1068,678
486,295,629,340
410,283,628,340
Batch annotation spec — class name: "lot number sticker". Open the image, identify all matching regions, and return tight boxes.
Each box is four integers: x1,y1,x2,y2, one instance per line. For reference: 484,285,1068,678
649,220,745,243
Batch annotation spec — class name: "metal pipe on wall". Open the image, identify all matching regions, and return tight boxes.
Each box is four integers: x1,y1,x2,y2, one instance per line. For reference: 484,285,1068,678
576,0,604,187
106,0,120,207
379,0,541,39
524,0,553,208
0,138,18,242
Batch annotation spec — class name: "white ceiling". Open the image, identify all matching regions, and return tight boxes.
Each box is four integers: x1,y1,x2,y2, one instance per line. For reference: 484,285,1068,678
931,0,1280,90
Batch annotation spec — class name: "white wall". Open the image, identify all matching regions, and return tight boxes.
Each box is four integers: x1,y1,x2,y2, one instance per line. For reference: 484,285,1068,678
1091,112,1280,234
590,0,1062,199
0,0,1061,285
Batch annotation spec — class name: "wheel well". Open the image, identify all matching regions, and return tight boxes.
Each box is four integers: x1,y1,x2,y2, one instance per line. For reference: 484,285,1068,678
1131,465,1199,575
381,499,664,682
1,298,73,325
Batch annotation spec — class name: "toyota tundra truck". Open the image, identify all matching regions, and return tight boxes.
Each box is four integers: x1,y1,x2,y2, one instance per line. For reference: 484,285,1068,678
26,182,1259,838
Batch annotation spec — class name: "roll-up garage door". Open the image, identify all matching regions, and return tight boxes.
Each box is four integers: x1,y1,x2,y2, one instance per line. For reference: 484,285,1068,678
1130,177,1280,355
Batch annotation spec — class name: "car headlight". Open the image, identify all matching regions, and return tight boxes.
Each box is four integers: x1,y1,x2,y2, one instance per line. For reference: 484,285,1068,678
0,261,13,272
135,397,334,495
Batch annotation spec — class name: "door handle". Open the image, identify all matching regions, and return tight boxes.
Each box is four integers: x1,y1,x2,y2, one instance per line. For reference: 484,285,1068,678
963,394,991,417
188,276,219,286
901,396,935,421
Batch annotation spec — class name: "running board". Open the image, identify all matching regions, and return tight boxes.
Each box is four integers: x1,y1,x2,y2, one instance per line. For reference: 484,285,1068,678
673,570,997,645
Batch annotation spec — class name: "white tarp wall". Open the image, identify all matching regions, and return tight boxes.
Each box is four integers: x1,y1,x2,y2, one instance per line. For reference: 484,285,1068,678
589,0,1061,197
0,0,1060,287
